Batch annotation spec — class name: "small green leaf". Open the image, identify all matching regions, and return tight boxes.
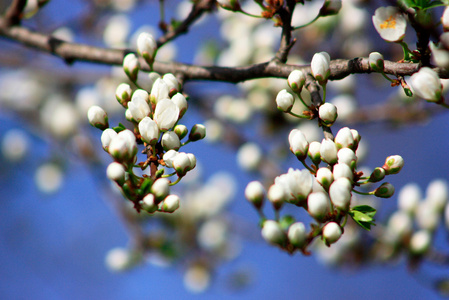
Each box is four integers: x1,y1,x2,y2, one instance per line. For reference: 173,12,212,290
349,206,377,231
113,122,126,133
351,205,377,218
279,215,296,230
351,210,373,223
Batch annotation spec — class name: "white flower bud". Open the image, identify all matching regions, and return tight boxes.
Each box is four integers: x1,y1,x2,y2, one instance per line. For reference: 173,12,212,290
335,127,355,149
150,78,169,105
369,52,384,72
337,148,357,169
276,89,295,112
174,124,188,139
369,167,386,183
159,194,180,213
245,181,265,209
329,177,352,211
106,162,126,183
267,184,285,210
161,131,180,151
217,0,241,11
186,153,196,171
374,182,395,198
274,168,313,205
139,117,160,145
108,129,137,162
163,73,180,95
398,183,421,214
311,52,331,85
123,53,140,82
350,129,361,149
125,109,133,122
105,247,133,271
151,178,170,202
372,6,406,42
137,32,157,65
163,150,178,168
319,103,338,126
308,141,321,165
415,201,440,231
333,163,353,181
308,192,331,221
443,7,449,31
288,129,309,160
426,179,448,211
322,222,342,244
430,42,449,69
261,220,286,245
141,193,158,213
128,90,151,122
320,138,338,165
382,155,404,175
173,152,191,177
237,142,262,171
189,124,206,141
386,211,412,243
171,93,188,118
154,98,179,132
288,70,306,93
87,105,109,130
101,128,117,151
410,67,443,103
288,222,307,248
409,230,432,255
316,167,333,190
115,83,132,107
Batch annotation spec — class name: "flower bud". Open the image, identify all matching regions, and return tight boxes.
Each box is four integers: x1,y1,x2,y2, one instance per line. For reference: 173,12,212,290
161,131,181,151
288,222,307,248
151,178,170,202
173,152,191,177
276,89,295,112
108,130,137,162
442,6,449,32
139,117,159,145
288,129,309,160
410,67,443,103
171,93,188,119
337,148,357,169
368,167,386,182
237,142,262,171
87,105,109,130
398,183,421,214
150,78,169,105
288,70,306,93
322,222,342,244
311,52,331,85
128,90,151,122
163,150,178,168
409,230,431,255
174,124,188,139
329,177,352,211
137,32,157,66
415,201,440,231
267,184,285,210
123,53,140,82
369,52,384,72
261,220,286,245
159,194,180,213
106,162,126,184
217,0,241,11
382,155,404,175
350,129,361,150
335,127,355,149
319,103,338,126
307,192,331,221
186,153,196,171
316,167,333,190
163,73,180,96
374,182,395,198
386,211,412,243
245,181,265,209
333,163,353,181
308,141,321,165
189,124,206,141
154,98,179,132
141,193,158,213
101,128,117,151
105,247,134,271
319,0,341,17
115,83,132,107
426,179,448,211
320,138,338,165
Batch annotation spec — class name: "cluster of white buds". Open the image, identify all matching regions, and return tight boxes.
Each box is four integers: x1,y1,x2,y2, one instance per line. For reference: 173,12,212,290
86,32,206,214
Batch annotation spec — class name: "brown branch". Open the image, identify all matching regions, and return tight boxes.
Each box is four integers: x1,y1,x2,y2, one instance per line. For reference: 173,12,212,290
2,17,449,83
273,0,296,63
1,0,27,27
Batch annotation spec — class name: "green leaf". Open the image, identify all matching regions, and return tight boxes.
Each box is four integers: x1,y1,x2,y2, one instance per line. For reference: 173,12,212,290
279,215,296,230
351,205,377,218
113,122,126,133
349,206,377,231
351,210,373,223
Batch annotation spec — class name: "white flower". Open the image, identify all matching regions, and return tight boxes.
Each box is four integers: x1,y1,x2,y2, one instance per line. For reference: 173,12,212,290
276,89,295,112
426,179,448,211
123,53,140,82
410,67,442,102
245,181,265,209
108,129,137,162
138,117,159,145
382,155,404,175
261,220,286,245
311,52,331,85
115,83,132,107
163,149,178,168
159,194,180,213
387,211,412,242
106,162,126,183
101,128,117,151
137,32,157,64
415,201,440,231
150,78,170,104
171,93,188,118
372,6,406,42
318,103,338,126
154,98,180,132
320,138,338,165
128,90,151,122
442,6,449,31
307,192,331,221
288,70,306,93
87,105,108,130
398,183,421,214
288,129,309,160
173,152,192,177
409,230,431,255
288,222,307,248
151,178,170,201
161,131,181,151
163,73,180,94
274,168,313,204
335,127,355,149
329,177,352,211
105,248,133,271
237,142,262,171
322,222,342,244
189,124,206,141
430,42,449,69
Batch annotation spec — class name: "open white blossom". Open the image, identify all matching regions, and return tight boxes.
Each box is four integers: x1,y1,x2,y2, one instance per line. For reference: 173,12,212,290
372,6,406,42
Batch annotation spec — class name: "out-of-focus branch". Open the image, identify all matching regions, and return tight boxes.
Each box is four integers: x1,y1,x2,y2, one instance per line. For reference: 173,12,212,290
2,18,449,83
2,0,27,27
273,0,296,63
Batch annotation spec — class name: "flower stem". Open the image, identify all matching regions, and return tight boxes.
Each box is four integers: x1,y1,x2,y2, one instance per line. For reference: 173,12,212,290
293,14,320,30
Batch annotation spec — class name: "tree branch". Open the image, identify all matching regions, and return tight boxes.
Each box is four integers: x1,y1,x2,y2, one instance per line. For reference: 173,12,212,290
1,0,27,27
